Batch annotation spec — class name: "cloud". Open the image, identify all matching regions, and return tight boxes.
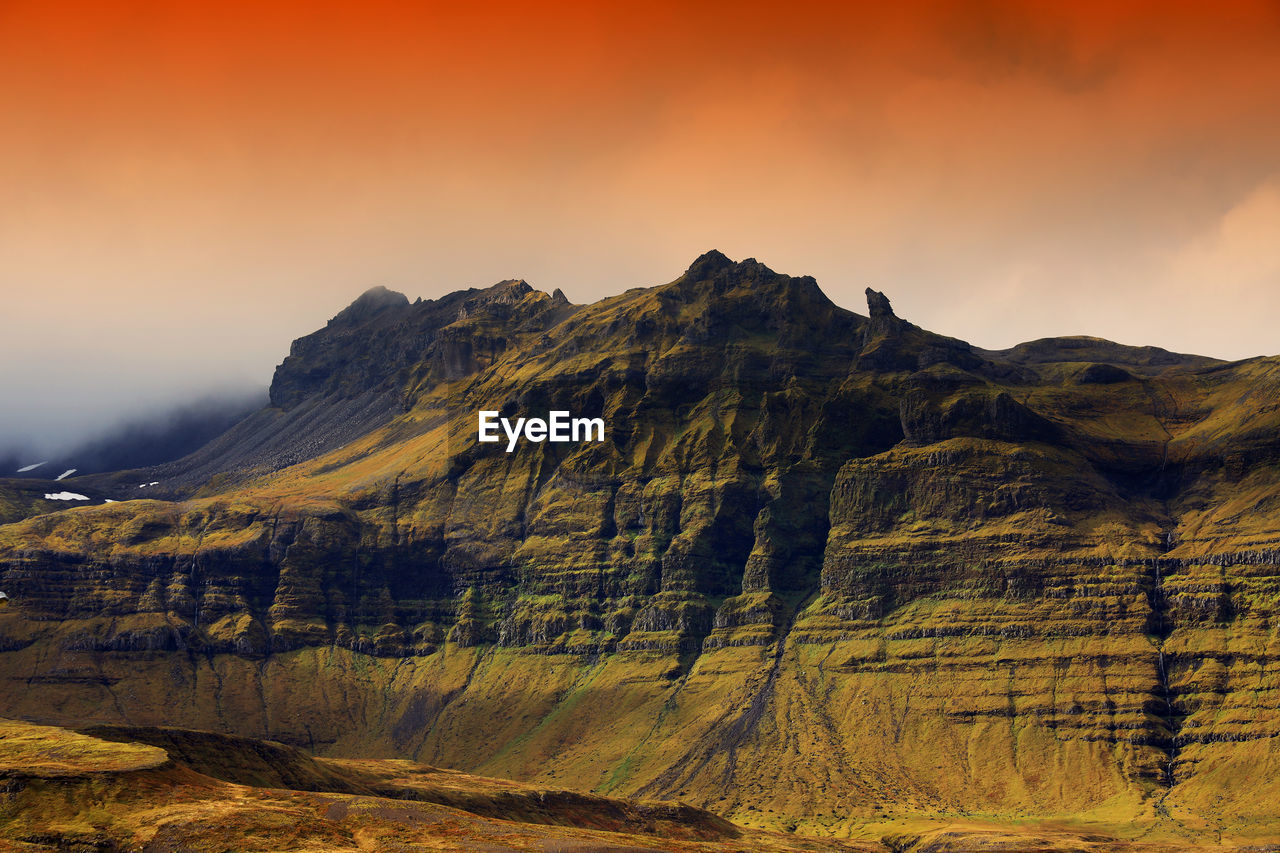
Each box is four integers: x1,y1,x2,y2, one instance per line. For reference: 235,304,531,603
1166,178,1280,293
1153,178,1280,357
2,0,1280,440
932,0,1123,93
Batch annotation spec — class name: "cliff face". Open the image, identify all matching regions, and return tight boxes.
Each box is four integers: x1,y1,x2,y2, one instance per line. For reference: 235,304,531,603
3,251,1280,839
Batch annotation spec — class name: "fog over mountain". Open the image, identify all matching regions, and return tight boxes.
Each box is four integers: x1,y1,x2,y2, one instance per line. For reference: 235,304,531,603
1,388,266,474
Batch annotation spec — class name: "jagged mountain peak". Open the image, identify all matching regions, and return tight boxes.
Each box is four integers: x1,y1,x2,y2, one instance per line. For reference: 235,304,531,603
865,287,895,319
662,251,834,325
684,248,735,279
329,285,410,327
479,278,532,299
682,250,779,284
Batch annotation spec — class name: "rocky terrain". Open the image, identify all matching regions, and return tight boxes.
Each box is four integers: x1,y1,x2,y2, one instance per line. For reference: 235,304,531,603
3,251,1280,848
1,718,864,851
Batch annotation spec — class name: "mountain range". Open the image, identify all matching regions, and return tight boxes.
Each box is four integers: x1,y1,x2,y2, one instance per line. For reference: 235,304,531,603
3,251,1280,850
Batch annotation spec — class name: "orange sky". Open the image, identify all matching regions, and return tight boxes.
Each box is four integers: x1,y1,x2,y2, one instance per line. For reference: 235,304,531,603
3,0,1280,449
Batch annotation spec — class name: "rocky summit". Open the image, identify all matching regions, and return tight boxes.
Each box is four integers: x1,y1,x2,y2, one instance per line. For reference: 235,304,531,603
3,251,1280,849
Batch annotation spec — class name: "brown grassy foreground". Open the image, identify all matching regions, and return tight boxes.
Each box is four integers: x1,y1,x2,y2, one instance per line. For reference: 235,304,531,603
0,718,869,852
1,718,1267,852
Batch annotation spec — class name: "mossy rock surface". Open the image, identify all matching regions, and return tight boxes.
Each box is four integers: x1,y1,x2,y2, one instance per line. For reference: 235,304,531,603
3,253,1280,844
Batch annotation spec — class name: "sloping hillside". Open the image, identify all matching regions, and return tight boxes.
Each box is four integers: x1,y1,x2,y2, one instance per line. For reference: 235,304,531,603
3,252,1280,846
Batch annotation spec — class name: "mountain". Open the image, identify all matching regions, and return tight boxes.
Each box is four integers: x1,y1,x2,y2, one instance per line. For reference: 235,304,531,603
3,251,1280,849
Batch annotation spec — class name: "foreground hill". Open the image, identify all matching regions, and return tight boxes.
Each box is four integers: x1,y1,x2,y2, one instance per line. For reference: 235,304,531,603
0,718,872,851
3,252,1280,846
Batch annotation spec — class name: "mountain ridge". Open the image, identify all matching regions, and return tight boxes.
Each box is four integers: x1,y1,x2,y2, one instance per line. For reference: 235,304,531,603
3,251,1280,845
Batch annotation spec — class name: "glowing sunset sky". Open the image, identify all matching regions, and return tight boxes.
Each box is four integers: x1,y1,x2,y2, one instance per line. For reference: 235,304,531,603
3,0,1279,450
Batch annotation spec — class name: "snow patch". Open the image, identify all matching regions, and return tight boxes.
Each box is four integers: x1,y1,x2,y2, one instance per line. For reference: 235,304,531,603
17,461,46,473
44,491,89,501
55,468,77,481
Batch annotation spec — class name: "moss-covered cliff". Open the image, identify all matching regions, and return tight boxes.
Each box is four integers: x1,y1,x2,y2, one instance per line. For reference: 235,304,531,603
4,251,1280,844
